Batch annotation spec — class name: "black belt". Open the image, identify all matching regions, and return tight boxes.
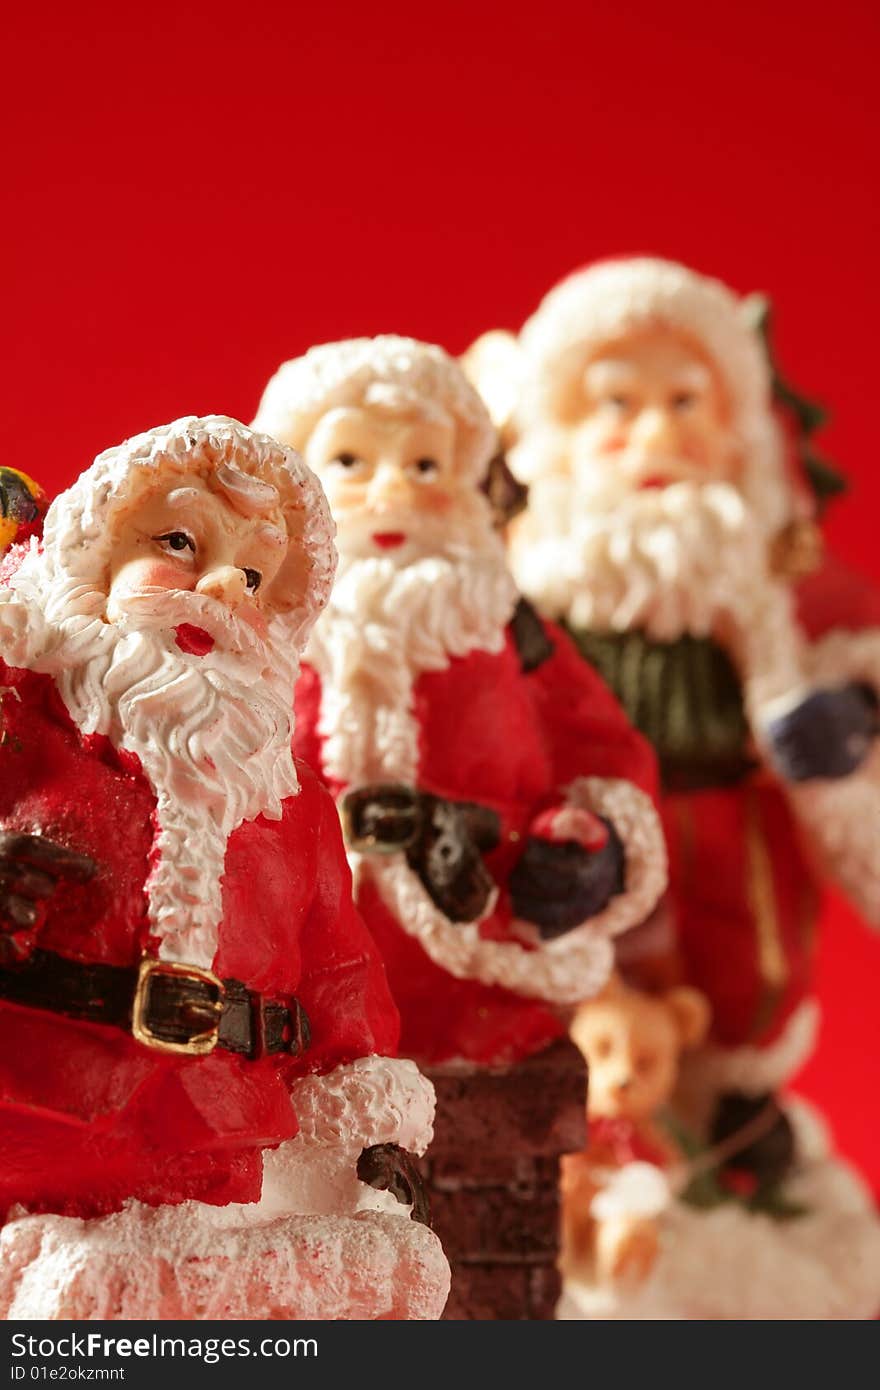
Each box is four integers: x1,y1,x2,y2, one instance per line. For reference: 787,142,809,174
0,948,310,1060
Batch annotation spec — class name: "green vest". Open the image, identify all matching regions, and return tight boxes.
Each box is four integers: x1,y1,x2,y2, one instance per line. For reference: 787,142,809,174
564,624,755,792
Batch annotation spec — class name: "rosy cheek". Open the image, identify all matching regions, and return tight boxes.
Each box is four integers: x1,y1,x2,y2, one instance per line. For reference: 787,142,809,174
138,561,194,590
410,488,454,515
679,437,710,465
112,560,193,596
598,433,627,454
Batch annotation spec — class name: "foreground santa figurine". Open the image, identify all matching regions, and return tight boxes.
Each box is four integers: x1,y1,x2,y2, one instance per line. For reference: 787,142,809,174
254,338,666,1317
471,258,880,1317
0,416,448,1320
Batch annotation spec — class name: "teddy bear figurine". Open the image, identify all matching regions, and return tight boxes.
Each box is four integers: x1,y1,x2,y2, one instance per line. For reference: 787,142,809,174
560,976,709,1297
559,972,880,1319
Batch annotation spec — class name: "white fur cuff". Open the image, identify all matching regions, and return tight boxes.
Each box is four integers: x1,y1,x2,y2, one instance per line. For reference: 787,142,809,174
782,627,880,925
679,998,820,1098
364,777,666,1007
590,1162,672,1221
289,1055,436,1155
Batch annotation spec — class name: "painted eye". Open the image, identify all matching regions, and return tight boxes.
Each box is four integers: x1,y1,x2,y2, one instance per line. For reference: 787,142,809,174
635,1051,655,1075
672,391,697,411
593,1035,613,1060
155,530,195,555
412,457,439,477
606,394,631,412
243,568,262,593
332,452,361,468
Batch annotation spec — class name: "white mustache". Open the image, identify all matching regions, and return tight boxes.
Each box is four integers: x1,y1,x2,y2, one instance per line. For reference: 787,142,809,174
111,587,269,664
335,511,500,568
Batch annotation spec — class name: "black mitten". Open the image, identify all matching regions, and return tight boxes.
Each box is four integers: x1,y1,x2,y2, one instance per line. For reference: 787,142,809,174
509,819,625,939
765,683,879,782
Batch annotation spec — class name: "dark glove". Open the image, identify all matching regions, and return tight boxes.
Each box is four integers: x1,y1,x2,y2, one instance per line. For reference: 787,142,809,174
765,682,879,782
0,832,96,947
357,1142,431,1226
710,1090,796,1194
341,784,501,923
509,817,625,939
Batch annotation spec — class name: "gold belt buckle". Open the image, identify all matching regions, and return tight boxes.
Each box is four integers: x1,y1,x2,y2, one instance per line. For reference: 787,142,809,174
132,958,225,1056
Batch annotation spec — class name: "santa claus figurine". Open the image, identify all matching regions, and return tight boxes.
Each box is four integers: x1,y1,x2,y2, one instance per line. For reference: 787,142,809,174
0,415,449,1320
253,338,667,1318
467,257,880,1317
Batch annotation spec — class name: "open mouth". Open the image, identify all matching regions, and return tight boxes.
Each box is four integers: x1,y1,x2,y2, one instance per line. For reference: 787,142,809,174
174,623,216,656
638,475,671,490
372,531,407,550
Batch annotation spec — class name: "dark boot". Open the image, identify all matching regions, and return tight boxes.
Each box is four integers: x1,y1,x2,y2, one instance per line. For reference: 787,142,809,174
710,1090,796,1200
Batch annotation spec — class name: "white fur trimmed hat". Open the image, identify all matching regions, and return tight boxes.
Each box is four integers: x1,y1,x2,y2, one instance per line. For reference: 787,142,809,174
517,257,773,431
253,335,496,485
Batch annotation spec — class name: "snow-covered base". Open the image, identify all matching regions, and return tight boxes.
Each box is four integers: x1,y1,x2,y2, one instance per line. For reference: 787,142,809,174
0,1057,450,1321
558,1101,880,1320
0,1204,449,1321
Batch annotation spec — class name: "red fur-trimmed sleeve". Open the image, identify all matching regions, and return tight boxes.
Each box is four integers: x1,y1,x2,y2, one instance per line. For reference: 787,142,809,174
796,552,880,640
289,762,400,1072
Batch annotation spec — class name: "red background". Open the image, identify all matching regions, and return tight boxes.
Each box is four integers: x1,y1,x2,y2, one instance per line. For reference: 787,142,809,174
4,1,878,1186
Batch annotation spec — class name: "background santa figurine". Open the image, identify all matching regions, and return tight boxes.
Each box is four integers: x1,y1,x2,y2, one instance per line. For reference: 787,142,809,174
466,257,880,1317
253,338,667,1318
0,416,449,1321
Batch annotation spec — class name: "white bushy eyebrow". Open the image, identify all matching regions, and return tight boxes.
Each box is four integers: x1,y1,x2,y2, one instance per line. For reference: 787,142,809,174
165,487,202,508
670,362,712,392
584,358,712,394
584,359,641,392
255,523,287,551
215,464,281,518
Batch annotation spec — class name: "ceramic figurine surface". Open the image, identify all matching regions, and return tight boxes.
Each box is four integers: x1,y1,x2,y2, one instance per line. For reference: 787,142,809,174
0,416,449,1320
560,976,709,1297
469,257,880,1318
253,337,667,1318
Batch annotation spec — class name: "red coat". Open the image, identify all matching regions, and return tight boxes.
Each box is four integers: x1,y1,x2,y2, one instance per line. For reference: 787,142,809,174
597,554,880,1055
295,617,658,1067
676,555,880,1050
0,658,398,1223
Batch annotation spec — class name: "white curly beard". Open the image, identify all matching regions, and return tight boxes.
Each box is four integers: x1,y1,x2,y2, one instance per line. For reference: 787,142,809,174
303,535,667,1003
305,533,518,787
511,474,805,710
1,571,301,967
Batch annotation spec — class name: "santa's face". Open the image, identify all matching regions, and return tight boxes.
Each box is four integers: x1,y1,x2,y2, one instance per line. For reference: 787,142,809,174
304,405,486,564
555,325,740,501
106,469,290,634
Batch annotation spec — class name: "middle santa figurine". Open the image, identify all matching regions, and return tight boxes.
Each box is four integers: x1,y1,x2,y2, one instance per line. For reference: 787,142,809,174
254,337,666,1318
